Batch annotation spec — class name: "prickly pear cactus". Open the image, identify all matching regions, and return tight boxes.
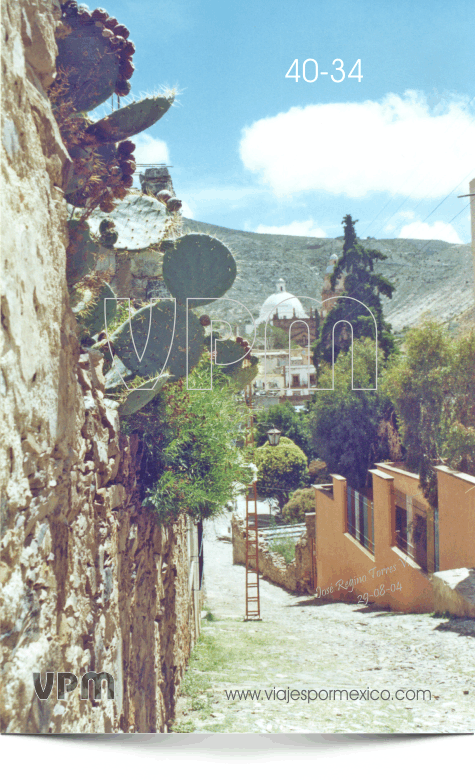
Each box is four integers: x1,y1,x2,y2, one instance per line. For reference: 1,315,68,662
73,281,117,336
66,219,98,284
162,233,237,307
86,95,174,142
118,374,170,416
56,3,135,112
64,139,136,209
110,300,204,379
87,193,173,250
213,338,259,390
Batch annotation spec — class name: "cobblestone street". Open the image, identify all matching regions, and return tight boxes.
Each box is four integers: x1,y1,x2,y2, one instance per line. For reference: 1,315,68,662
173,515,475,734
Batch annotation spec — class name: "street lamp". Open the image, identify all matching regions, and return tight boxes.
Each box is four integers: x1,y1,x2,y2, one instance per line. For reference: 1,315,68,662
266,427,282,447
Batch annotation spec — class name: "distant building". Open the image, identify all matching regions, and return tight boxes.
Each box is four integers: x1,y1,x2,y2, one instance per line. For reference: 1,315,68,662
250,260,347,406
255,278,319,347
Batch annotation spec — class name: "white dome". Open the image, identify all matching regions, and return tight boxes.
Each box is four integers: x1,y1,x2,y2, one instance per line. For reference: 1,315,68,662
256,279,307,325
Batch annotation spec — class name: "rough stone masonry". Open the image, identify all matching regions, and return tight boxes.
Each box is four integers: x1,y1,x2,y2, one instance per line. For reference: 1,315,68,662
0,0,199,733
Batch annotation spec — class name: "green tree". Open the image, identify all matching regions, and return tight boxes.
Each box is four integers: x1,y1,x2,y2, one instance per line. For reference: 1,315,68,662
314,215,395,368
382,321,475,506
307,338,391,490
282,487,315,525
255,436,308,512
124,355,253,522
254,401,312,458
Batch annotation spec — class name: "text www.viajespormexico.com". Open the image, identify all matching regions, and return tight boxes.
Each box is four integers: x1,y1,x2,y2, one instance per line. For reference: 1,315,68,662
225,688,431,703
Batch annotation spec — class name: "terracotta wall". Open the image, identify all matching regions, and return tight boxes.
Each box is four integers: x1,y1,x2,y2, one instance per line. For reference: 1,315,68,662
436,466,475,571
314,471,435,613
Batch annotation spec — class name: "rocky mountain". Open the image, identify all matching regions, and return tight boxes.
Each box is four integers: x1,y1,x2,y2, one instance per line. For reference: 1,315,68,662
183,218,475,335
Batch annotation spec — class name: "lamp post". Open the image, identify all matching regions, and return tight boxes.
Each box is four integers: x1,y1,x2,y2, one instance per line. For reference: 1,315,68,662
266,427,282,447
266,428,281,524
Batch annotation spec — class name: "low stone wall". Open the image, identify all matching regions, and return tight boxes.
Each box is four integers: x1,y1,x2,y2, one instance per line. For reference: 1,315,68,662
0,347,201,733
231,514,314,594
431,569,475,619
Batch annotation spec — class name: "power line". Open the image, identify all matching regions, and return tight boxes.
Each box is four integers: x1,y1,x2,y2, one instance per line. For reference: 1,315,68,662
364,94,475,236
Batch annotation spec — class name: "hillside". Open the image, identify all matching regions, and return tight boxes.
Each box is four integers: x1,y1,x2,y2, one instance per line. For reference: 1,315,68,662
183,218,475,334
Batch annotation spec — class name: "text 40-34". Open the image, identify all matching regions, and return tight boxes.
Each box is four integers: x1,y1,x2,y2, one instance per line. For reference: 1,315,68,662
285,58,362,83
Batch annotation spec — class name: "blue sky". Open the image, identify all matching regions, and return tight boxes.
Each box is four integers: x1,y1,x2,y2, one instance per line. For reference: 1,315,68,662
94,0,475,242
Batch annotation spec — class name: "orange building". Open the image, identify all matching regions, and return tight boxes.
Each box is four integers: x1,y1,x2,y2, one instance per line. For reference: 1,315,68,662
313,462,475,616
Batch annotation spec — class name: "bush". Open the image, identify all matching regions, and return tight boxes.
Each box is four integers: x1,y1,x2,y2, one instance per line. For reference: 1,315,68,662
255,436,308,511
282,488,315,524
123,355,253,522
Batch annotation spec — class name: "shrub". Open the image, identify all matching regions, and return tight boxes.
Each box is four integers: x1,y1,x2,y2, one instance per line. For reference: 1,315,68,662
123,356,253,522
255,436,308,511
282,488,315,525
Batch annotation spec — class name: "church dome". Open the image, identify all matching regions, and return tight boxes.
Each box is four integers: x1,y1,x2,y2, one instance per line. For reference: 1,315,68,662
256,279,307,325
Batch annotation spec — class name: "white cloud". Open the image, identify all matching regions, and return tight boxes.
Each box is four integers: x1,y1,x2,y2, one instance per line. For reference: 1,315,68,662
398,220,463,243
180,201,194,219
255,219,327,237
240,90,475,199
132,132,170,166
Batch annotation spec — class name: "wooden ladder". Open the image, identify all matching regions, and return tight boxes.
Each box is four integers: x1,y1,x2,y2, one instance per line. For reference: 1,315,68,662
245,480,261,620
243,381,261,620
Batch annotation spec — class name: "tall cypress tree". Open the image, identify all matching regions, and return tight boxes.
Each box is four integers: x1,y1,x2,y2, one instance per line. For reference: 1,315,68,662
314,215,395,367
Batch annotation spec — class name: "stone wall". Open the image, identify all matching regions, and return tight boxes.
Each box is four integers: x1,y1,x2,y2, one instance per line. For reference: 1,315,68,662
1,0,200,733
231,514,314,594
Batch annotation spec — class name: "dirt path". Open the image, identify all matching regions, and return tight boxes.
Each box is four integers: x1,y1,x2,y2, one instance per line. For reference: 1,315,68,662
172,514,475,733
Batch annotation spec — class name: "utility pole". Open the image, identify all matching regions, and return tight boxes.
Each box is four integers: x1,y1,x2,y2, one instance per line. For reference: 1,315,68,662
458,179,475,313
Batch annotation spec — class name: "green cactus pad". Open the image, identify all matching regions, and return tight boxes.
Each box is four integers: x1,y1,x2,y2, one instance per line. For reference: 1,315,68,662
226,361,259,391
86,95,175,143
74,281,117,336
56,16,122,113
87,193,172,250
110,300,204,379
162,233,237,307
213,339,258,390
118,374,170,416
66,219,98,285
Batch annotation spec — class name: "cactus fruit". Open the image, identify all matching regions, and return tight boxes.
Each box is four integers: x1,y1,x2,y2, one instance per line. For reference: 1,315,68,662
166,197,182,212
162,233,237,307
74,281,118,336
86,95,175,143
98,218,118,247
64,139,135,209
87,192,172,250
157,190,172,202
118,374,170,416
56,4,134,112
109,300,204,380
66,219,98,284
200,314,211,327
